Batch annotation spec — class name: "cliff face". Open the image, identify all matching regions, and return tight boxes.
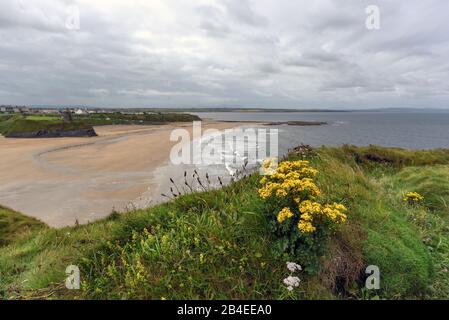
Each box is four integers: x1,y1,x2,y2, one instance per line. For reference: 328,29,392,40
5,127,97,138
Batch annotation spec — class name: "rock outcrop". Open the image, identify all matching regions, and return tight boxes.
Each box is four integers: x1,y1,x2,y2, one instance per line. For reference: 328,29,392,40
5,127,97,138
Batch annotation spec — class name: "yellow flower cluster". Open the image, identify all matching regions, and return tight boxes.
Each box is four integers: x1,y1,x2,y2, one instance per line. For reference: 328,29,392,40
259,160,347,234
298,201,347,233
277,207,294,223
259,161,320,200
403,191,424,203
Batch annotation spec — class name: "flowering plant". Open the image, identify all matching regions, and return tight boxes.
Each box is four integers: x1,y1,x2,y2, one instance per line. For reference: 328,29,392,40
403,191,424,204
259,160,347,272
283,262,302,292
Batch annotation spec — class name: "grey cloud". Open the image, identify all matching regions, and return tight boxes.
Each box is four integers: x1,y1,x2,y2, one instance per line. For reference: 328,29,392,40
0,0,448,109
197,5,231,38
0,0,69,32
199,20,231,38
221,0,268,27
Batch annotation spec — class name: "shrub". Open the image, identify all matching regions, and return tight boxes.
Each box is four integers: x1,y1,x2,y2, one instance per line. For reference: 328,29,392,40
258,160,347,273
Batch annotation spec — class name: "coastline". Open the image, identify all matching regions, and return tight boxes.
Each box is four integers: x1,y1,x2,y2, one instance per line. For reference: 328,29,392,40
201,118,327,126
3,144,449,299
0,121,247,227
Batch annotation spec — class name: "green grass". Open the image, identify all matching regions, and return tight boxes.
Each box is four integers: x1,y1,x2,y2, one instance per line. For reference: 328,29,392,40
0,113,201,137
1,146,449,299
0,115,92,136
304,148,436,298
25,115,61,122
0,206,47,246
388,166,449,298
0,114,18,134
73,112,201,126
392,166,449,216
6,119,92,134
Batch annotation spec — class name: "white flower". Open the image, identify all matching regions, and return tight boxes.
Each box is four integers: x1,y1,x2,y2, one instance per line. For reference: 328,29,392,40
287,286,294,292
283,276,300,289
286,262,302,272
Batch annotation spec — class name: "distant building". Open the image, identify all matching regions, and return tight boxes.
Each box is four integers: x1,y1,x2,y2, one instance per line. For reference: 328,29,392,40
0,106,15,113
17,107,30,113
75,108,87,115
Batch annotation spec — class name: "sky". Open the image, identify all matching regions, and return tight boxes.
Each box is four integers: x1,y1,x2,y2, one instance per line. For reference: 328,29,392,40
0,0,448,109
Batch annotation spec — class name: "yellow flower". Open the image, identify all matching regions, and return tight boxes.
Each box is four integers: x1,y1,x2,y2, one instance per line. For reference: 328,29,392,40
277,207,294,223
259,160,347,234
404,191,424,203
298,220,316,233
322,203,347,223
297,201,347,234
276,188,288,198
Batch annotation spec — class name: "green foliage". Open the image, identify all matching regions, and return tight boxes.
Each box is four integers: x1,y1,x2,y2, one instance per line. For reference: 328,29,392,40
341,144,449,169
1,146,449,299
363,208,433,298
73,112,201,126
25,115,61,121
0,118,92,135
389,165,449,298
393,166,449,216
0,114,21,134
268,218,331,274
0,112,201,136
307,147,434,298
80,176,288,299
258,160,346,274
0,206,46,246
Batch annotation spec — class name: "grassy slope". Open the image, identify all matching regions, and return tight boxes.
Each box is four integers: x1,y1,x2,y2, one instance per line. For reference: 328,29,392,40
0,115,92,136
5,119,93,135
73,113,202,126
389,166,449,298
311,147,436,298
0,206,47,246
0,113,201,136
1,146,449,299
0,115,17,134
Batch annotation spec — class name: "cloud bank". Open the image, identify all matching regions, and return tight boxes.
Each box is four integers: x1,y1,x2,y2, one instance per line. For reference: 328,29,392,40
1,0,448,109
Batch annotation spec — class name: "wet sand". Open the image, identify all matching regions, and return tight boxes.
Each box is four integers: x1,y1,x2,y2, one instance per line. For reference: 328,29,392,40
0,121,240,227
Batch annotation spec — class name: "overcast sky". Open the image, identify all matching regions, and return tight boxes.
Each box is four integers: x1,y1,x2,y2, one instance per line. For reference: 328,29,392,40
1,0,448,109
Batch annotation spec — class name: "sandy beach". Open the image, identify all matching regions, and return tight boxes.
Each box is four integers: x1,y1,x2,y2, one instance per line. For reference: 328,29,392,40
0,121,241,227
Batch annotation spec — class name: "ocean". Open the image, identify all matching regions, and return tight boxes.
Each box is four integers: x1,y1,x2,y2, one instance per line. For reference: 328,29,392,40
155,110,449,202
195,111,449,150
